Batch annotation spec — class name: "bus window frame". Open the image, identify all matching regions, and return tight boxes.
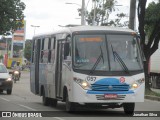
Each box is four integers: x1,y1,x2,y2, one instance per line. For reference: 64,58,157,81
31,39,35,63
48,38,51,63
71,32,144,76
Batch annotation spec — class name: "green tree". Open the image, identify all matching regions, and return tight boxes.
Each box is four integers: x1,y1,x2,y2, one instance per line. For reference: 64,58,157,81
102,13,129,27
0,0,25,35
78,0,128,26
84,0,116,25
0,54,3,61
138,1,160,91
24,41,32,61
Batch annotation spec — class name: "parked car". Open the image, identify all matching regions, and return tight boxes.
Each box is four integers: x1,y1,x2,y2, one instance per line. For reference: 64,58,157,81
0,63,13,95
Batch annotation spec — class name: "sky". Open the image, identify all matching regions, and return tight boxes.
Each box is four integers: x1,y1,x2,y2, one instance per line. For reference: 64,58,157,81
21,0,157,39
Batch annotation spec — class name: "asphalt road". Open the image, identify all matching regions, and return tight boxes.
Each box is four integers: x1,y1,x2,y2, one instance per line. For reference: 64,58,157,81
0,71,160,120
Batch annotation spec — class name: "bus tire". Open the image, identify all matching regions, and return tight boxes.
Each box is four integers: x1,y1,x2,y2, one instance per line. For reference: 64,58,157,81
123,103,135,114
66,92,75,112
51,98,57,107
42,89,50,106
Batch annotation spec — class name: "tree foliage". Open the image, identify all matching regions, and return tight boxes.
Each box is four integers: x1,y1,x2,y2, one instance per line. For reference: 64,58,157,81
0,54,3,59
0,0,25,35
24,41,32,61
138,0,160,90
145,2,160,52
78,0,128,27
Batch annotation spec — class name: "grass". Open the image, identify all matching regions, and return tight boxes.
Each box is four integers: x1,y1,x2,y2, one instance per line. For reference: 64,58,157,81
145,89,160,97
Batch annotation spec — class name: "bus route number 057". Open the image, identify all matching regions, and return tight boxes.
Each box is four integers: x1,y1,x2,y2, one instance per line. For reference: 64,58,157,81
86,76,96,82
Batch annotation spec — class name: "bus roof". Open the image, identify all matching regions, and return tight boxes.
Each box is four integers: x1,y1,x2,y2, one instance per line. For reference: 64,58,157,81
68,26,135,33
33,26,135,38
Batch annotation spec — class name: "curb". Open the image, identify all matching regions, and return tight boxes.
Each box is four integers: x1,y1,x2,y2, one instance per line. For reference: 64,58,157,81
145,95,160,101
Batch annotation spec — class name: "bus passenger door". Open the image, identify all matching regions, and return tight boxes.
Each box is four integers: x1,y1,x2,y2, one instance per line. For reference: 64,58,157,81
30,39,41,95
55,40,63,98
35,39,41,94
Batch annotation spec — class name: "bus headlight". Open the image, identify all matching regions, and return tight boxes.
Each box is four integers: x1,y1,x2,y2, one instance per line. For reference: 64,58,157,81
132,83,138,89
73,77,91,90
131,78,144,89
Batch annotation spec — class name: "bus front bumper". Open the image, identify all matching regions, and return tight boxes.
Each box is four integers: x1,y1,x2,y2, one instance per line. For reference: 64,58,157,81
71,84,144,104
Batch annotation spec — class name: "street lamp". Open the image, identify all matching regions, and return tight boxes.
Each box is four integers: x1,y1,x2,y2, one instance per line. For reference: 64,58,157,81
31,25,40,35
66,0,85,25
65,2,81,7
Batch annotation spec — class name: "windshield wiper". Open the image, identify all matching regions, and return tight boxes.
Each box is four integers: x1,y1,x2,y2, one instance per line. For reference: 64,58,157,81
111,45,129,74
75,62,89,68
89,46,104,74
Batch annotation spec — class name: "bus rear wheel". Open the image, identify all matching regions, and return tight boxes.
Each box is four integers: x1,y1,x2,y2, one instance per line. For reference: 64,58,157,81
66,92,75,112
123,103,135,114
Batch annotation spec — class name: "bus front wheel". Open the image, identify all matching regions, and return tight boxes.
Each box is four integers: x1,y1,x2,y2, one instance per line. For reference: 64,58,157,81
66,92,75,112
123,103,135,114
50,98,57,107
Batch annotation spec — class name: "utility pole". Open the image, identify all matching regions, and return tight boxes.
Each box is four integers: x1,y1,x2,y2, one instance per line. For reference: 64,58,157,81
81,0,85,25
93,0,96,25
129,0,136,30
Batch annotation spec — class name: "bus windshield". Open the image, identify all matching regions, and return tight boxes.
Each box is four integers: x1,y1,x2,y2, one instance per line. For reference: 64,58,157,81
108,35,143,71
73,34,143,72
73,35,109,71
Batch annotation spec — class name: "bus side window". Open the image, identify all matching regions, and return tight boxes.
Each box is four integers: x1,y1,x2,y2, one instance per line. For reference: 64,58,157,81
50,37,56,63
43,38,49,63
48,38,51,63
64,43,69,59
41,38,44,63
64,36,71,60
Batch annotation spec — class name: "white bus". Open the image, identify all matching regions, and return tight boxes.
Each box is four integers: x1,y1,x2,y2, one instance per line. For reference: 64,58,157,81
30,26,145,114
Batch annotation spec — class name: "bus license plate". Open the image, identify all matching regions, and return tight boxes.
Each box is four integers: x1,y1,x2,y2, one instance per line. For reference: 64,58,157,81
104,94,117,99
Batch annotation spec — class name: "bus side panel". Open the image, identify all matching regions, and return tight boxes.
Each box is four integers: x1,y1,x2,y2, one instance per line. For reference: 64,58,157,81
47,63,56,98
61,63,72,98
39,63,47,96
61,64,66,98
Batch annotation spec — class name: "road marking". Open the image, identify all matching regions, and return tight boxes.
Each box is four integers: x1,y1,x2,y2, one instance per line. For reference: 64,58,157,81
0,97,10,102
18,104,37,111
53,117,65,120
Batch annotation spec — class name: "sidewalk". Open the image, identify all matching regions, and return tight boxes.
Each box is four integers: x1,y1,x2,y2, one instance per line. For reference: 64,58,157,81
151,88,160,93
145,88,160,102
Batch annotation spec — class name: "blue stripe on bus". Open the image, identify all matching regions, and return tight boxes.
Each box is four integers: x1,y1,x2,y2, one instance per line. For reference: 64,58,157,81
86,90,134,94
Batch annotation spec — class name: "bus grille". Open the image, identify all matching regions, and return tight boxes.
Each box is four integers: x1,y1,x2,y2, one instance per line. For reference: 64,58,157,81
91,84,130,91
